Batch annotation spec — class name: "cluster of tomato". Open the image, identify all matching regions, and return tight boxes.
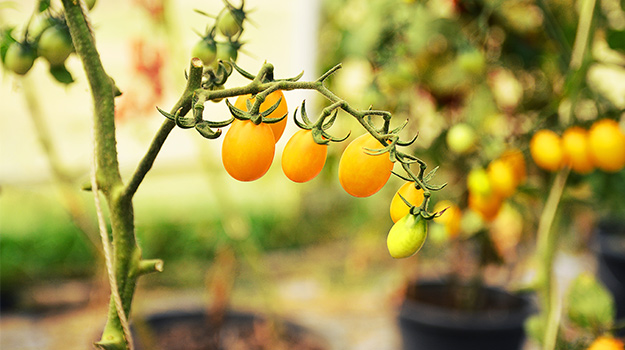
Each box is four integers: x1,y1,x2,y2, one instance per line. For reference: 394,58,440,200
530,119,625,174
191,3,245,71
0,0,96,79
466,148,527,222
221,89,399,198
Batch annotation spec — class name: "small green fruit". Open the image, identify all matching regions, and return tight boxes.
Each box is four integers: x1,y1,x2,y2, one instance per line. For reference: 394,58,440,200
387,212,428,259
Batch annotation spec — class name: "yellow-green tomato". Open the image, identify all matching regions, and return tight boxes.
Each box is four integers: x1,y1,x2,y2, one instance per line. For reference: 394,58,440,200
387,212,428,259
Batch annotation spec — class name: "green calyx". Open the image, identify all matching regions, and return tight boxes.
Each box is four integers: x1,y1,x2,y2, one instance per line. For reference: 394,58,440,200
224,93,286,125
293,100,349,145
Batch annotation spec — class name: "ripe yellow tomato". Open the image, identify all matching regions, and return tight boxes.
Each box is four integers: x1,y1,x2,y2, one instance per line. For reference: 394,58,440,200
500,148,526,185
562,126,595,174
468,191,503,222
467,167,492,196
433,200,462,238
530,129,564,172
234,90,288,142
281,129,328,183
390,181,425,223
588,119,625,173
586,336,624,350
338,133,394,197
221,119,275,181
487,158,517,198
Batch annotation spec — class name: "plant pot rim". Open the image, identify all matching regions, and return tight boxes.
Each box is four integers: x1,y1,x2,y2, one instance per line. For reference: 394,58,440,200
399,280,535,332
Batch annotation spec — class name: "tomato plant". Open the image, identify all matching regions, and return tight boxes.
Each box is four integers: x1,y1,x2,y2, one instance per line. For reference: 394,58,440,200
588,119,625,173
218,9,243,39
338,133,394,198
387,211,428,259
191,37,217,66
233,90,288,142
390,181,424,223
281,129,328,183
530,129,564,172
221,119,275,182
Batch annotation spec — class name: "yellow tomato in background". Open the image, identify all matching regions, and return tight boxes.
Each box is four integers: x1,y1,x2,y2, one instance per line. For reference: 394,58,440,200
588,119,625,173
530,129,564,172
468,192,503,222
487,158,517,198
562,126,595,174
433,200,462,238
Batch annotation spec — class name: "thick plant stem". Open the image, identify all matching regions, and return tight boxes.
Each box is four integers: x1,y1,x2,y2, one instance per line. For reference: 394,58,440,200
61,1,141,349
535,168,569,350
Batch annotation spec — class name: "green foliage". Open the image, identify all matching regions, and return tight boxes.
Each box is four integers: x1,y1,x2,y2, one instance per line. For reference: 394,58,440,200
567,273,616,333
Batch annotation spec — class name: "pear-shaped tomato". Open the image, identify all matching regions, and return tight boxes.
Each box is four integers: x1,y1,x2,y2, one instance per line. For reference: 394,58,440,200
221,119,275,182
338,133,394,197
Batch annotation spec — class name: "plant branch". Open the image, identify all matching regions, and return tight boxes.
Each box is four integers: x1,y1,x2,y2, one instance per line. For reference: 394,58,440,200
123,58,204,199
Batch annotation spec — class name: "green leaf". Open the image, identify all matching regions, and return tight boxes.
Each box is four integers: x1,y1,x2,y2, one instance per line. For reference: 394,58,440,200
566,273,615,332
49,65,74,84
38,0,50,12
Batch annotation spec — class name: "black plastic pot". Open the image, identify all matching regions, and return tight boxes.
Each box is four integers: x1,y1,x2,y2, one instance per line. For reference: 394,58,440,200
595,219,625,331
132,309,329,350
398,281,535,350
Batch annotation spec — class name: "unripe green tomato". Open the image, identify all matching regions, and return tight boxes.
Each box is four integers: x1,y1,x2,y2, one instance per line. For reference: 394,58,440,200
4,42,36,75
211,41,238,68
446,123,477,154
218,10,242,38
387,212,428,259
192,39,217,66
38,25,73,66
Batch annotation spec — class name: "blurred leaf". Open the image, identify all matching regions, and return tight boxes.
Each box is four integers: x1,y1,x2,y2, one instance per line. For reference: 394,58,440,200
49,64,74,84
567,273,615,332
38,0,50,12
606,29,625,53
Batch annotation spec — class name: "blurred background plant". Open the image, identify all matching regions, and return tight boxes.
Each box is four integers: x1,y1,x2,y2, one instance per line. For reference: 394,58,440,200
317,0,625,348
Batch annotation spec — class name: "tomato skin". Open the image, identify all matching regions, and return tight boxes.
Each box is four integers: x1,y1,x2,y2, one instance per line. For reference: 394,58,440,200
4,42,36,75
387,212,428,259
390,181,424,223
234,90,288,142
468,191,502,222
213,41,238,66
281,129,328,183
530,129,564,172
500,148,526,185
38,25,73,66
562,126,595,174
338,133,394,197
487,158,517,198
588,119,625,173
221,119,275,182
191,39,216,66
218,10,242,38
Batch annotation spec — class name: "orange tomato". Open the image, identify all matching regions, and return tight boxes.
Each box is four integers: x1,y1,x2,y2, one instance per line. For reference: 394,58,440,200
234,90,288,142
562,126,595,174
588,119,625,173
281,129,328,183
468,191,503,222
338,133,394,197
487,158,517,198
500,148,526,185
390,181,425,223
530,129,564,172
221,119,275,181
